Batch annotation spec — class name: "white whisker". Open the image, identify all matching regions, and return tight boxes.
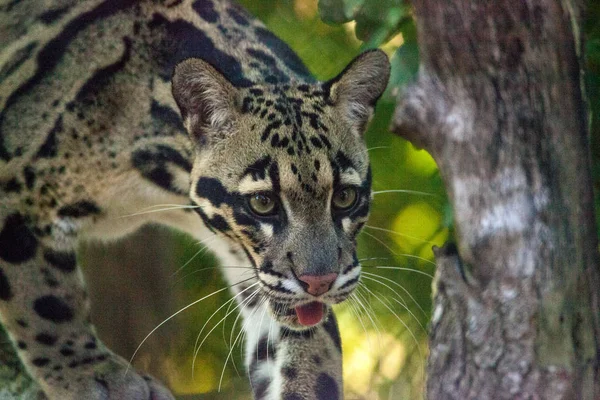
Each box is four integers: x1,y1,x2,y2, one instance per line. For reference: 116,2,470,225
232,293,262,352
242,299,269,394
267,304,275,368
366,146,390,152
192,295,239,375
362,272,415,313
172,265,254,286
354,288,383,351
192,284,256,357
220,318,247,391
242,297,267,392
346,294,373,352
126,277,254,376
360,284,424,377
372,189,435,197
361,229,399,256
255,302,268,364
229,291,262,376
364,225,440,248
222,288,241,350
361,273,427,327
118,205,199,218
358,256,393,263
170,236,221,278
362,265,433,279
192,284,259,376
142,203,198,209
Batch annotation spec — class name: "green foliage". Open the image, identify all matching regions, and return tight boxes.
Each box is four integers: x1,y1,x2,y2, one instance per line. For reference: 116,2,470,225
586,1,600,237
317,0,364,24
320,0,419,103
319,0,410,48
387,21,418,99
240,0,360,80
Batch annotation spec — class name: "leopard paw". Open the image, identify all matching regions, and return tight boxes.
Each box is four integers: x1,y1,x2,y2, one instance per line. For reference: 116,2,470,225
39,355,174,400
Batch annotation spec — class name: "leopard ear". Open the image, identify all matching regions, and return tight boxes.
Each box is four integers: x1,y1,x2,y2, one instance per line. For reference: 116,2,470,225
172,58,240,144
326,49,390,134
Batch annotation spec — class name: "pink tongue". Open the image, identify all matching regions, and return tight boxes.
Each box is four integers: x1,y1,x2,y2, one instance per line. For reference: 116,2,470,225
295,302,324,326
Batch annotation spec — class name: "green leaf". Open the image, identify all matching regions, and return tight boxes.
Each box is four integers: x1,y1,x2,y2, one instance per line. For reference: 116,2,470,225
386,40,419,98
442,201,455,229
318,0,365,24
587,38,600,67
319,0,410,48
355,1,408,45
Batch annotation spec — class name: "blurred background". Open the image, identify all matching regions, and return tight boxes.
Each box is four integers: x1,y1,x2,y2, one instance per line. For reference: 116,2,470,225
81,0,600,399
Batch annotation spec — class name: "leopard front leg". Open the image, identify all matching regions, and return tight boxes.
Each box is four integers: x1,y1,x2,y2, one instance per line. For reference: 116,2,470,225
239,300,343,400
0,213,173,400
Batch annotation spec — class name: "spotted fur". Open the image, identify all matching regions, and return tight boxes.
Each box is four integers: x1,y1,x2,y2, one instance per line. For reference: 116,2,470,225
0,1,389,399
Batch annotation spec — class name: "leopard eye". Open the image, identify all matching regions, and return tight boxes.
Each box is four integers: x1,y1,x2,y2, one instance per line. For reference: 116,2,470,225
332,187,358,210
248,193,277,216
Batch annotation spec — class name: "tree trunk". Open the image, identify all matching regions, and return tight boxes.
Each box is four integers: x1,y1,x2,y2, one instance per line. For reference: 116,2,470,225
391,0,600,399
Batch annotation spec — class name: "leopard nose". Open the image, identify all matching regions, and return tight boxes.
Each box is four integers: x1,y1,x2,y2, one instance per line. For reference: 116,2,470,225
298,273,338,296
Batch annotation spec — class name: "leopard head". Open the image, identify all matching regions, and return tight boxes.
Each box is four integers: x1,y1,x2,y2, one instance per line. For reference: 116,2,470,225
172,50,390,330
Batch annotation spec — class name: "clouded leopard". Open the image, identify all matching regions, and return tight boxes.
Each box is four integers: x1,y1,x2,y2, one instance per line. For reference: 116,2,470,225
0,0,390,398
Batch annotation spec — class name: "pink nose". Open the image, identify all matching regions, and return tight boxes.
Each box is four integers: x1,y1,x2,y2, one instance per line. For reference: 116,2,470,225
298,273,338,296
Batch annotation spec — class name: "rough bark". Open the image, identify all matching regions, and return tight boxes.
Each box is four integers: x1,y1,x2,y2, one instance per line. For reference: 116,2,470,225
391,0,600,399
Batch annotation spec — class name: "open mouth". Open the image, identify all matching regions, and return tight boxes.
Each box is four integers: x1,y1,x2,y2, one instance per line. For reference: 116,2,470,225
294,301,325,327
